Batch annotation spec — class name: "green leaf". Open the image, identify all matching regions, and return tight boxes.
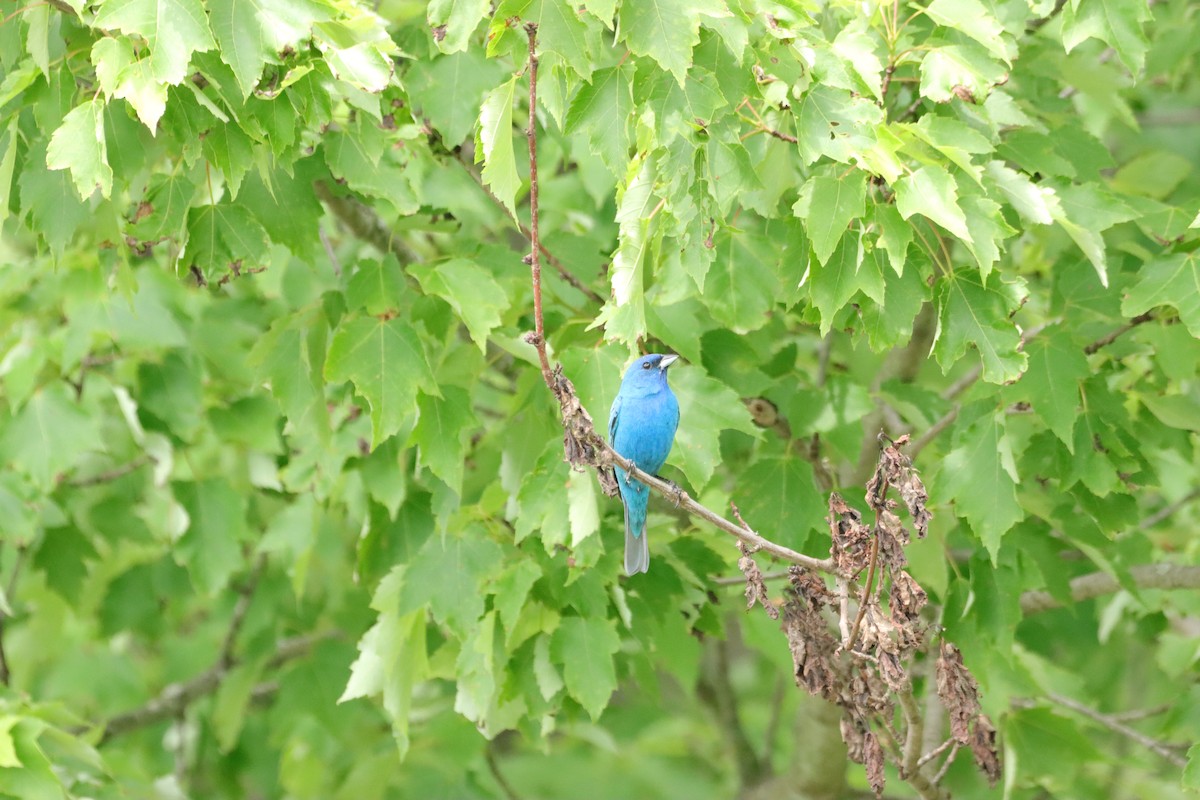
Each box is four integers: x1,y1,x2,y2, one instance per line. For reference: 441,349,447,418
184,203,271,282
397,528,505,637
477,77,520,215
1050,184,1137,287
1184,743,1200,791
0,384,101,490
874,203,912,275
0,716,20,768
325,317,437,448
984,161,1059,225
1018,336,1089,451
793,85,882,166
454,611,497,724
410,258,509,352
248,307,330,441
924,0,1015,63
919,44,1007,104
1121,254,1200,337
733,457,825,552
932,269,1028,384
346,257,408,316
45,99,113,200
175,479,249,595
616,0,727,86
407,51,505,146
941,410,1022,560
1061,0,1151,72
667,368,759,490
428,0,489,53
92,37,169,131
551,616,621,720
313,21,396,92
94,0,216,86
413,386,477,496
807,232,867,336
17,141,89,257
793,171,866,266
519,0,595,79
894,165,972,243
208,0,331,97
961,193,1015,280
564,65,633,176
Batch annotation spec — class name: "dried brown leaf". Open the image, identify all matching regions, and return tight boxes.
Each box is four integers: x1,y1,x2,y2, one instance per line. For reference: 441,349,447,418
889,570,927,625
552,366,619,496
937,642,981,744
970,714,1001,786
865,730,886,798
842,713,868,763
783,573,840,700
739,543,779,620
829,493,871,574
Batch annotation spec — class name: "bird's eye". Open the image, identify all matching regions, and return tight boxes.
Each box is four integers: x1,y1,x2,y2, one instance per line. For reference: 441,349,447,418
642,361,652,369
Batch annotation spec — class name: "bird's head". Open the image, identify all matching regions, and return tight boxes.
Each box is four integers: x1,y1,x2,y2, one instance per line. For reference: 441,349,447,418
620,353,680,393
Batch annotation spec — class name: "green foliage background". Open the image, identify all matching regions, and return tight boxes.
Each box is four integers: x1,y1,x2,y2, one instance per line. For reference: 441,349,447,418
0,0,1198,797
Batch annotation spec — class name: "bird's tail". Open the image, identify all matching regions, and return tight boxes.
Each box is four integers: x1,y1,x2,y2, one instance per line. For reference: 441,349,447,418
623,501,650,575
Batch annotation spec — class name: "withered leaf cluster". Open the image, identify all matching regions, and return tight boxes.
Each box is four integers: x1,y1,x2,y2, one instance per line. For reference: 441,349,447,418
738,542,779,620
760,436,998,797
551,365,619,496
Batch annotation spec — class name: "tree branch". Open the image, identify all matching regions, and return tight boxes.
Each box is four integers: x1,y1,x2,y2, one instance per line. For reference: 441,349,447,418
1044,692,1187,768
1019,564,1200,615
697,637,768,788
523,24,556,392
97,631,335,744
899,688,924,777
607,446,835,572
1083,312,1155,354
314,181,422,266
64,455,154,487
456,150,604,305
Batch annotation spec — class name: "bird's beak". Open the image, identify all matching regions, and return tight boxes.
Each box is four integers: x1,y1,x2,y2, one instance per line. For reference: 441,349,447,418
659,355,680,371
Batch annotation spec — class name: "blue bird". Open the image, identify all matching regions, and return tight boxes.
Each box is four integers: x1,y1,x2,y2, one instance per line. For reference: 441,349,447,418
609,353,680,575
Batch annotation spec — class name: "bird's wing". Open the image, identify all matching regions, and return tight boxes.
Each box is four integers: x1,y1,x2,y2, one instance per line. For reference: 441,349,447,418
608,392,622,444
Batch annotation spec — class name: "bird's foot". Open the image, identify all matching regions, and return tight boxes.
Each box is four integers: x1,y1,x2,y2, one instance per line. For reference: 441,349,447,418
657,476,685,508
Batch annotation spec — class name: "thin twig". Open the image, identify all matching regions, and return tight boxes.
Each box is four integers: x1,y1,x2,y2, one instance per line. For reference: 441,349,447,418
314,181,423,266
319,227,343,277
608,446,836,573
485,741,522,800
98,632,337,743
523,24,556,392
65,455,153,487
455,150,604,305
847,478,889,651
220,556,267,669
1109,704,1173,723
1083,312,1154,354
899,688,924,776
1046,692,1187,768
1020,564,1200,615
916,736,955,769
930,743,959,784
1137,488,1200,530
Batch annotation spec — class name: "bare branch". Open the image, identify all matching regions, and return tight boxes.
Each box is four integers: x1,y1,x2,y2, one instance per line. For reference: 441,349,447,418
98,631,337,743
1020,563,1200,615
1045,692,1187,768
523,24,556,393
1084,312,1155,354
608,446,835,573
64,455,153,487
314,181,422,266
899,688,924,776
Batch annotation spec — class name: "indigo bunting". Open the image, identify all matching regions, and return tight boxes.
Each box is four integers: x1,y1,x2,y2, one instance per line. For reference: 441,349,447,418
609,354,680,575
